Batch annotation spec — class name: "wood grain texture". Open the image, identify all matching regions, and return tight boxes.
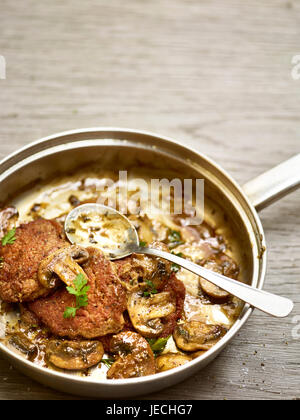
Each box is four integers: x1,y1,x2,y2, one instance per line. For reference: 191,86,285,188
0,0,299,400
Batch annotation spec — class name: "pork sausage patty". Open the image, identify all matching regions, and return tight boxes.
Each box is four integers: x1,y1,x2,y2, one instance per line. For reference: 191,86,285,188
29,248,127,339
0,219,68,302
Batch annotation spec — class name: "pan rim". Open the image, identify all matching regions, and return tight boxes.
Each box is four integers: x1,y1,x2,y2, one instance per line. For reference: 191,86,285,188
0,127,267,390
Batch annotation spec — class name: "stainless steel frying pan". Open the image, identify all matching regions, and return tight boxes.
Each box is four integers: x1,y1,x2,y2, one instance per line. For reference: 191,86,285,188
0,128,299,398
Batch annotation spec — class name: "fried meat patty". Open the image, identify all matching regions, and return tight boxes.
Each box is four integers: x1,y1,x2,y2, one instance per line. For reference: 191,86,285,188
29,248,127,339
0,219,68,302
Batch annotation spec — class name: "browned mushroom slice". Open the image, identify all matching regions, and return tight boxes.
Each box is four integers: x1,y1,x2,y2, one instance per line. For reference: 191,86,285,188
45,340,104,370
199,279,230,301
107,331,156,379
0,206,19,237
127,292,176,338
115,241,172,293
173,321,227,352
8,332,38,360
38,245,89,288
199,261,230,300
156,353,192,372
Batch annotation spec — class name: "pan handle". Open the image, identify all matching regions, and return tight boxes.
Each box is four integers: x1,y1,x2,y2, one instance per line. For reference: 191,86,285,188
243,154,300,211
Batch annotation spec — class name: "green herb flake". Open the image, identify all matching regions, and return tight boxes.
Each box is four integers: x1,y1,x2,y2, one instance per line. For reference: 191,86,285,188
63,273,90,319
168,230,181,242
171,264,180,273
147,336,170,356
143,280,158,297
101,358,115,368
63,307,77,319
1,228,16,246
167,229,184,249
139,241,147,248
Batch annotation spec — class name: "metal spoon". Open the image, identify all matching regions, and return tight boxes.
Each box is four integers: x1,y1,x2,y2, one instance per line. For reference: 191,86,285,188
65,203,294,318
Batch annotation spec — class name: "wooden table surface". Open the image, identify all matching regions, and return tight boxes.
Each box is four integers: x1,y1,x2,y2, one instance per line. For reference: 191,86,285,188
0,0,299,400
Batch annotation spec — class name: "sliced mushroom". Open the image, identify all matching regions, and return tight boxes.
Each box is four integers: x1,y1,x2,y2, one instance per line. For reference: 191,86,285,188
156,353,192,372
173,321,227,352
127,291,176,338
222,296,244,320
219,254,240,279
115,241,172,292
199,261,230,301
8,332,38,360
107,331,156,379
38,245,89,288
45,340,104,370
0,206,19,238
199,279,230,301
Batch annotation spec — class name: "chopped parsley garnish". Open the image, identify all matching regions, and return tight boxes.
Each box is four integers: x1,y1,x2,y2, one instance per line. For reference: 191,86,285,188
171,264,180,273
139,241,147,248
147,336,170,356
171,252,183,273
143,280,158,297
167,229,184,249
101,358,115,368
168,230,181,242
63,307,77,319
1,228,16,246
63,273,90,319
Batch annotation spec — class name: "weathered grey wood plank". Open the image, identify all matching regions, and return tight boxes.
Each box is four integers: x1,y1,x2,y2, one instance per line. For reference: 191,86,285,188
0,0,299,400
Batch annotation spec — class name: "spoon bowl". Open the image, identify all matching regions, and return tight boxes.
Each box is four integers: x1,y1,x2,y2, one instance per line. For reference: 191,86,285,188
65,203,139,260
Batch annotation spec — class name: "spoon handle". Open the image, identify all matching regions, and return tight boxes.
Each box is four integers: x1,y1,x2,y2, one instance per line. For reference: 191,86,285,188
136,247,294,318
